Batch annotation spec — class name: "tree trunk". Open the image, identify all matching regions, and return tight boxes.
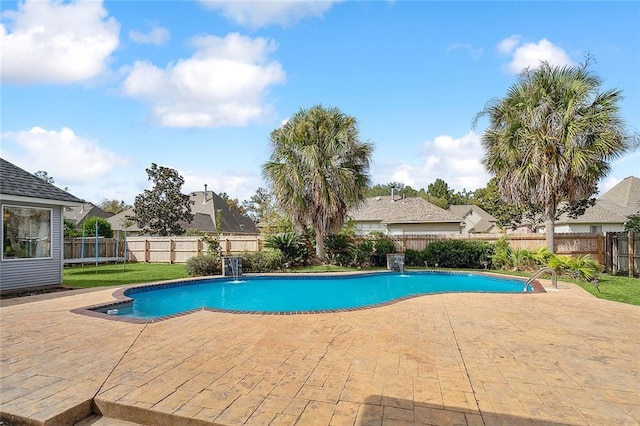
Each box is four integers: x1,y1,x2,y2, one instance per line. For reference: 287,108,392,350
545,201,556,253
315,229,325,262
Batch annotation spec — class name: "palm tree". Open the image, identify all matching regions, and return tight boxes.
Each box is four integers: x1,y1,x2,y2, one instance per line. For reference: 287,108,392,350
475,61,630,252
263,105,373,261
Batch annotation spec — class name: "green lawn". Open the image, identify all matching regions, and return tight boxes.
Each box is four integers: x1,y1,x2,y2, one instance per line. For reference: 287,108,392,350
63,262,640,306
573,274,640,305
63,262,188,288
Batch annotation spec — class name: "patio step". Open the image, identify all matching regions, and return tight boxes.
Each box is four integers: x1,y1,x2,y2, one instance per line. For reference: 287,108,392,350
74,414,142,425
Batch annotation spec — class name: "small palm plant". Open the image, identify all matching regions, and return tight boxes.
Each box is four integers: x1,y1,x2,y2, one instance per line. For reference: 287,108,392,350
264,232,307,267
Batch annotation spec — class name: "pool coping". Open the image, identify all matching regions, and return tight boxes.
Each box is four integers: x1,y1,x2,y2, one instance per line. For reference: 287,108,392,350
70,270,546,323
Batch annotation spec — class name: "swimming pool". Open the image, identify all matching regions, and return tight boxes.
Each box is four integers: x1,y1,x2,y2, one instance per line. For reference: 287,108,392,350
89,271,533,320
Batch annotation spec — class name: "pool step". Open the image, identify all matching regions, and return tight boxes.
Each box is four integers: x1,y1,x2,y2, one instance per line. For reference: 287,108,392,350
74,414,142,425
92,398,215,426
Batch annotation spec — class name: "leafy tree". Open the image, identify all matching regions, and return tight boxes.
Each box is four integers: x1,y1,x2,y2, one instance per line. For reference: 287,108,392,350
219,192,245,214
475,61,630,252
367,182,419,198
624,214,640,232
426,178,453,205
133,163,194,236
240,187,293,237
82,216,113,238
99,199,130,214
451,188,474,205
263,105,373,261
64,219,79,238
473,178,524,229
241,187,274,223
34,170,54,184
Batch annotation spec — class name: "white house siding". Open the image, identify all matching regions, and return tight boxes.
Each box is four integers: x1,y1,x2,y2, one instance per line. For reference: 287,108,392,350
354,221,387,235
386,223,461,235
0,201,64,292
554,223,625,234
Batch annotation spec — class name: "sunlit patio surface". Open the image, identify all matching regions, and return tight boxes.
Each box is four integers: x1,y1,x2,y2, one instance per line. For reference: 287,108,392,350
1,278,638,425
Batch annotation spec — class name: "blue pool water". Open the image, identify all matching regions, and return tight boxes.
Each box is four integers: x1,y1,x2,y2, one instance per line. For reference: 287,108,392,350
106,272,529,319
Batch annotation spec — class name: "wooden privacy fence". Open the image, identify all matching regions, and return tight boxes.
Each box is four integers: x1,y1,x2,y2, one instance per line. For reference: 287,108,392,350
605,231,639,277
354,233,606,265
64,237,126,263
64,233,614,268
124,236,261,264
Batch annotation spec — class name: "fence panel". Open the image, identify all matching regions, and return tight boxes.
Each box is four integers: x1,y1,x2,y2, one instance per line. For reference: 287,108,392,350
65,233,610,267
608,231,639,277
64,238,123,260
123,236,262,264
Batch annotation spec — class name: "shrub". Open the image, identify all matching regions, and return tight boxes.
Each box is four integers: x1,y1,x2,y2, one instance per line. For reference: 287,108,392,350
186,254,221,276
352,239,374,267
373,237,397,267
324,234,354,266
424,239,493,269
491,237,512,270
242,250,283,272
82,216,113,238
264,232,307,267
405,248,428,267
548,254,601,281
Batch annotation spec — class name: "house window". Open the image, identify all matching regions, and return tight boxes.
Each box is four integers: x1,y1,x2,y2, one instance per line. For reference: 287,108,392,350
590,225,602,234
2,206,52,259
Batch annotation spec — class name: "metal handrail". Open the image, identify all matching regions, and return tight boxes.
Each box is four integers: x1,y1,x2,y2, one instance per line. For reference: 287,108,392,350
525,267,557,291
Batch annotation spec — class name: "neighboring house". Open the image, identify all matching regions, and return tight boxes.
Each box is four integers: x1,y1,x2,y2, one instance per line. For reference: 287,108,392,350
547,176,640,234
449,205,499,234
63,203,113,227
107,187,258,236
349,195,463,235
1,158,83,292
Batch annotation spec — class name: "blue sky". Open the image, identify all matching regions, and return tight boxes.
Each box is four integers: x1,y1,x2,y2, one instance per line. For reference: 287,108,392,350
2,0,639,205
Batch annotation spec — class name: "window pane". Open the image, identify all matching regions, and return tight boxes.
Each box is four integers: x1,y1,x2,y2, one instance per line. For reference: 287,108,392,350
2,206,52,259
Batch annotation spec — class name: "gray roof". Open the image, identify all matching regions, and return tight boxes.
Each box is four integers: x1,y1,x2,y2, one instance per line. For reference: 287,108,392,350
0,158,83,204
64,203,113,225
449,204,498,233
350,196,462,224
107,190,258,235
557,176,640,224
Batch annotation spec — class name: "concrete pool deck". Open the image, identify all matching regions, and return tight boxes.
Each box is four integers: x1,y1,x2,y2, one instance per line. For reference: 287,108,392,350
1,278,639,425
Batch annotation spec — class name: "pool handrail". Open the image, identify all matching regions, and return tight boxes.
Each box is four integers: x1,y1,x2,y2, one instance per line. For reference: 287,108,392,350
526,267,557,291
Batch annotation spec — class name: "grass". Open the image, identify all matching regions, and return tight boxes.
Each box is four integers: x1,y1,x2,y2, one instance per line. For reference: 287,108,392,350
63,262,640,306
480,269,640,306
63,262,188,288
573,274,640,305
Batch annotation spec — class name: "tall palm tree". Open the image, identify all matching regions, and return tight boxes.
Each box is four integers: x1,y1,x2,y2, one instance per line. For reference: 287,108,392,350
475,61,630,252
263,105,373,261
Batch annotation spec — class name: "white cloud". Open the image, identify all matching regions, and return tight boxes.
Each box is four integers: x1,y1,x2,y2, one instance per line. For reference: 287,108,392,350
129,24,169,45
179,168,261,203
122,33,286,128
373,131,490,192
496,36,575,75
1,127,130,185
496,35,520,54
447,42,483,59
200,0,338,28
0,0,119,84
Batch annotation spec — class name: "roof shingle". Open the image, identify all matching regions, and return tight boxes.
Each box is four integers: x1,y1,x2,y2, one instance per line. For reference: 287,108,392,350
0,158,83,204
350,196,462,224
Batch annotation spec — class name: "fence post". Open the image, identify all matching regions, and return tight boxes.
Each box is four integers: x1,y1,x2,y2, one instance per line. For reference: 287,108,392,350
145,239,150,263
225,238,231,255
170,238,175,264
629,231,635,278
596,234,604,266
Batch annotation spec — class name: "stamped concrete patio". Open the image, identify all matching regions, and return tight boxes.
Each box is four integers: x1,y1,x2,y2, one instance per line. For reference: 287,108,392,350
1,278,639,425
